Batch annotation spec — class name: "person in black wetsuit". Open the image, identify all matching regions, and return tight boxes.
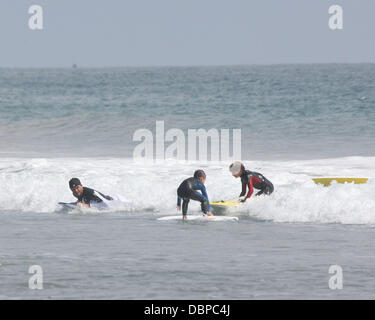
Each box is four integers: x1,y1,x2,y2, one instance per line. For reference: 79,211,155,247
69,178,113,208
177,170,213,220
229,161,274,202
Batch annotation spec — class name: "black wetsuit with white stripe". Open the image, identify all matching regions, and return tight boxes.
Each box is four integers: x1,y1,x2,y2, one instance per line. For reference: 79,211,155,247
74,187,113,205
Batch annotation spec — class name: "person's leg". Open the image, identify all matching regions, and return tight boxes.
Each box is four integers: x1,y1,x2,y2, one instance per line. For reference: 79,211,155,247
259,181,274,196
264,181,274,195
189,191,208,214
182,198,190,217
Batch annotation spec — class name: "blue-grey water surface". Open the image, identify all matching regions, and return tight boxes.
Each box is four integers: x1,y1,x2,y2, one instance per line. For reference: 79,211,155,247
1,211,375,299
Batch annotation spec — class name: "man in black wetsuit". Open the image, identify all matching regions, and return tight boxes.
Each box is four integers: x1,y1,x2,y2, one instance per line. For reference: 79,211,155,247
229,162,274,202
69,178,113,208
177,170,213,220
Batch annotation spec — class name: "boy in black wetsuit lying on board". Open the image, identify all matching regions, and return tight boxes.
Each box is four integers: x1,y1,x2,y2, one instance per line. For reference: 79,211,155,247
177,170,213,220
229,161,274,202
69,178,113,208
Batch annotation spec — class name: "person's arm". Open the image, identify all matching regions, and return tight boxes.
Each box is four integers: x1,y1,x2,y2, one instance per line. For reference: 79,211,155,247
94,191,113,204
244,177,255,200
99,192,113,201
198,183,211,214
177,196,182,210
239,182,246,197
77,202,90,208
73,194,89,207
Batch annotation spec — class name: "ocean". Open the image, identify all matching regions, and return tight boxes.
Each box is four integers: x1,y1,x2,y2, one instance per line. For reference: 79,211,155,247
0,64,375,299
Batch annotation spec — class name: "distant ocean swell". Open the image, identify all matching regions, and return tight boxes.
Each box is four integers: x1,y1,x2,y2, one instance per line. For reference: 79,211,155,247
0,64,374,159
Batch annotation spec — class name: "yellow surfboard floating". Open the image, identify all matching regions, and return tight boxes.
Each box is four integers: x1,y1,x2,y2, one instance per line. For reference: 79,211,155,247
210,200,239,207
313,178,368,187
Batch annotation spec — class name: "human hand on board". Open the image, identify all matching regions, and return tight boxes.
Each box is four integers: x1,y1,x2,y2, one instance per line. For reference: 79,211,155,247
77,202,90,208
238,196,246,203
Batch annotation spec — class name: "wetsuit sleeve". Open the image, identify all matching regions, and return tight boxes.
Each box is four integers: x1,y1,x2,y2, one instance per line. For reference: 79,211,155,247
197,183,210,212
246,177,255,199
240,182,246,197
97,191,113,201
83,188,104,204
177,196,182,206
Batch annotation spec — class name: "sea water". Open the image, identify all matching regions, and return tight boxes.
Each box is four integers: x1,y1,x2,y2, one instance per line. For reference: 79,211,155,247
0,65,375,299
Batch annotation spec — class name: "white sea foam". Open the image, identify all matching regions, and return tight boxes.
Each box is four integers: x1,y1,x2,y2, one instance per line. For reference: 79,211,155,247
0,157,374,224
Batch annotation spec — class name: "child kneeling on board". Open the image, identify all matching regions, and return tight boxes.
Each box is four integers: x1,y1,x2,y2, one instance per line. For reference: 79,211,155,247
177,170,213,220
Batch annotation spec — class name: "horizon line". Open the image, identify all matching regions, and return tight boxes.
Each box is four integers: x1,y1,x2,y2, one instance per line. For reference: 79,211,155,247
1,61,375,69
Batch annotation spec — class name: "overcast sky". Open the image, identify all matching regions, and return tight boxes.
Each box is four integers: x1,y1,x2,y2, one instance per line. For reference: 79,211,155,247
0,0,374,67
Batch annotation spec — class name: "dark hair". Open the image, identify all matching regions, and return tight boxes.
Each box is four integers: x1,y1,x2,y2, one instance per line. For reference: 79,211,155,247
194,170,206,179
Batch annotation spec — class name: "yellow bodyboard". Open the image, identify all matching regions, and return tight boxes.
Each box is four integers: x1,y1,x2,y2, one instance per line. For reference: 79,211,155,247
210,200,239,207
313,178,368,186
